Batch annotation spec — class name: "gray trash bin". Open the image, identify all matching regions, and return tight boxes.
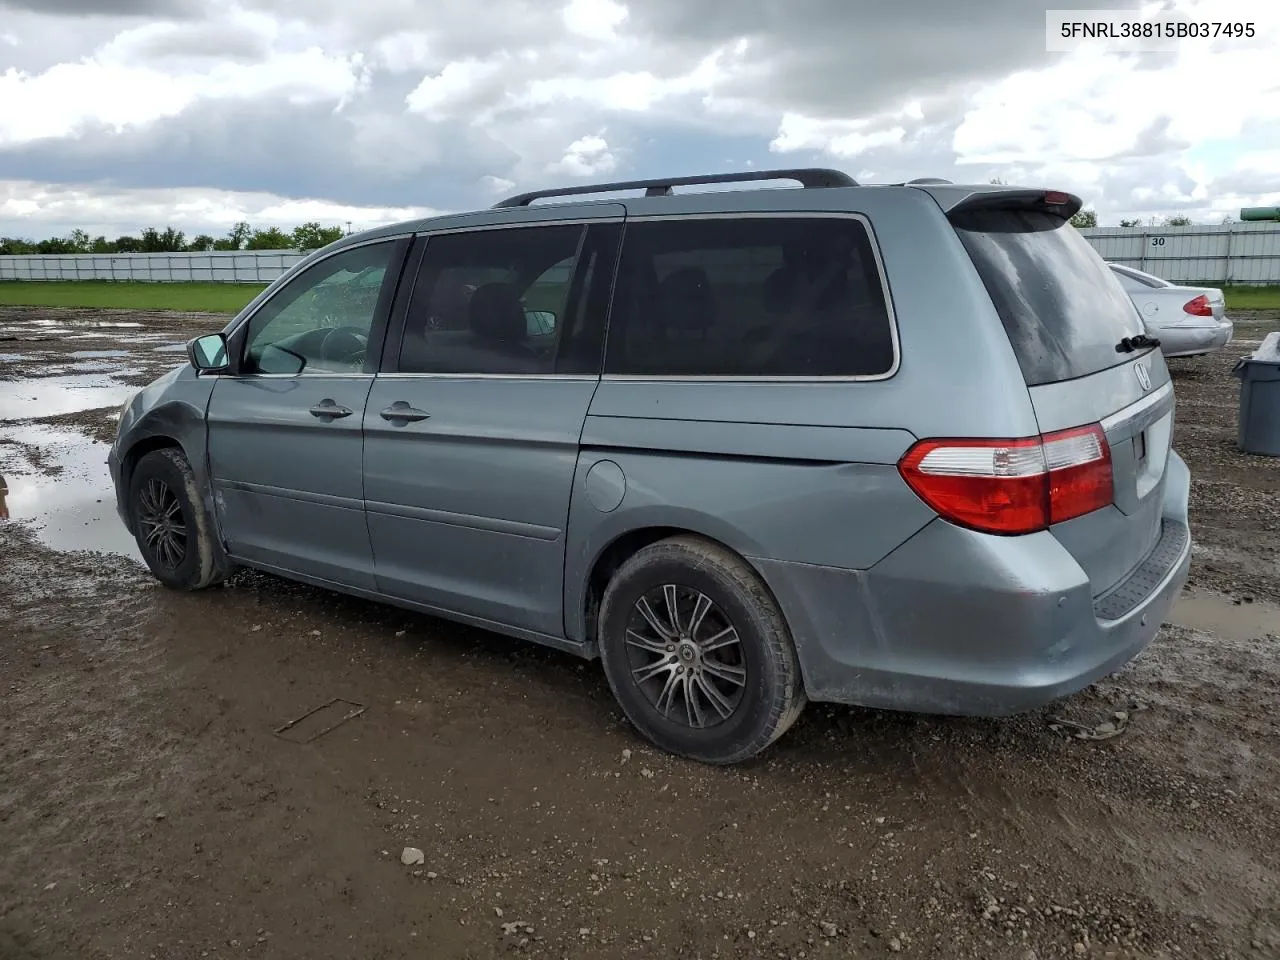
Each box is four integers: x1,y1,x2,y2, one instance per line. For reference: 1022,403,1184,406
1231,331,1280,457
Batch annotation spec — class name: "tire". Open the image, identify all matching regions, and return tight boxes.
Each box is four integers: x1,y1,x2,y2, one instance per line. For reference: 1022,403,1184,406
128,448,233,591
597,536,807,764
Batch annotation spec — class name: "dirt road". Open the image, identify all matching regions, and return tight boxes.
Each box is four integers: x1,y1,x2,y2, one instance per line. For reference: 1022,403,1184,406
2,307,1279,960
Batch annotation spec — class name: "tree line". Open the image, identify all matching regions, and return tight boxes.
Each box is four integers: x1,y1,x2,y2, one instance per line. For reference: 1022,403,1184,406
0,207,1232,257
0,221,348,256
1070,210,1200,229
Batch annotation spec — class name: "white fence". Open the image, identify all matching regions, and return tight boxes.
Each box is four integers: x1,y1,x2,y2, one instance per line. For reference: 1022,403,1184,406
3,223,1280,285
0,249,305,283
1079,222,1280,285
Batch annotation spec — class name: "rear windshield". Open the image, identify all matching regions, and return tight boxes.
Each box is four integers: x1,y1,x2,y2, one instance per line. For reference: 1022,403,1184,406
951,209,1146,386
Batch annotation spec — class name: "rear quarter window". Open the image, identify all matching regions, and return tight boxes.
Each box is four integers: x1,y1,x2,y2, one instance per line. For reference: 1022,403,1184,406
604,216,895,378
951,209,1146,386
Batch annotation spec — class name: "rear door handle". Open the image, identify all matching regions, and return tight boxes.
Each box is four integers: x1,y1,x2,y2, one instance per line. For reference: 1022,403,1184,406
309,399,353,420
380,401,430,423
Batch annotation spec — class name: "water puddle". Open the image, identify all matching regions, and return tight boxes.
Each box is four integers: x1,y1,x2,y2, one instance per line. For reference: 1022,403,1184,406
152,344,186,354
1168,588,1280,642
0,424,141,560
65,361,129,374
0,373,134,419
69,350,129,359
0,328,73,338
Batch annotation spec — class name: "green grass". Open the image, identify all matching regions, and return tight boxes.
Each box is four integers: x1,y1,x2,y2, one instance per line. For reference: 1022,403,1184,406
1,278,1278,315
0,281,269,313
1219,286,1280,311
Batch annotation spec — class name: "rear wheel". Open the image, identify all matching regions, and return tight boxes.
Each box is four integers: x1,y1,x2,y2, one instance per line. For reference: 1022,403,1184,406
128,448,232,591
597,536,806,764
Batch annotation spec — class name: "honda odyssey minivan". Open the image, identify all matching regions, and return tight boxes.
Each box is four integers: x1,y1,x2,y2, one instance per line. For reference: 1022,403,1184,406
110,168,1192,764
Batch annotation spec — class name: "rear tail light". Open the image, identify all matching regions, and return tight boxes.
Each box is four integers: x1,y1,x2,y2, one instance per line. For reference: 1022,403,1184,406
1183,294,1213,317
1043,190,1072,206
898,424,1113,536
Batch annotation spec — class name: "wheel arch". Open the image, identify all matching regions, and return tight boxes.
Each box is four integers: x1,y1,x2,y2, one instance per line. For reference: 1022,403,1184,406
117,400,212,534
576,520,783,651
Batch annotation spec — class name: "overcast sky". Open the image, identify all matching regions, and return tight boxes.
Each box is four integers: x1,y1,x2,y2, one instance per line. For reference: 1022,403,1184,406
1,0,1278,239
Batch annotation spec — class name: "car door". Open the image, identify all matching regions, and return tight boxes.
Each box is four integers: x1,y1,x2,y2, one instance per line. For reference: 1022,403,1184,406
206,238,409,589
364,214,623,640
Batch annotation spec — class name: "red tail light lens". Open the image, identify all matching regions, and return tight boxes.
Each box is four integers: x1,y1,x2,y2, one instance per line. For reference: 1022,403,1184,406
1183,294,1213,316
898,424,1113,535
1043,190,1071,206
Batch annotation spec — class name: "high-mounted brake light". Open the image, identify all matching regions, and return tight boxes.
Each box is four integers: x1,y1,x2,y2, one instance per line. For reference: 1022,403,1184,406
1043,191,1071,206
1183,294,1213,317
897,424,1113,536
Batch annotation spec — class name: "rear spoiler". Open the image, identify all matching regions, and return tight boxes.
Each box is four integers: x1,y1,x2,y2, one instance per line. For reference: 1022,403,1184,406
912,185,1084,221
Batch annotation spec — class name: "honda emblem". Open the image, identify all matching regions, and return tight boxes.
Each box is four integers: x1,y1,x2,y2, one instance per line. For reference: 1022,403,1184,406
1135,362,1151,392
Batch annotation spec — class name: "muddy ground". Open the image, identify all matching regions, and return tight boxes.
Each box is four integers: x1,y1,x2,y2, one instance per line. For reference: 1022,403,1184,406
1,306,1278,960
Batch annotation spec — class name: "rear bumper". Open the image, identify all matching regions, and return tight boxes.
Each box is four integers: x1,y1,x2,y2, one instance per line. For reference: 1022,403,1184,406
756,450,1193,716
1158,320,1233,357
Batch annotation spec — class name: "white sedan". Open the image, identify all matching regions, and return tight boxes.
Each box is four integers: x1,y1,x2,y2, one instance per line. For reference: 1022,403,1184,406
1107,262,1234,358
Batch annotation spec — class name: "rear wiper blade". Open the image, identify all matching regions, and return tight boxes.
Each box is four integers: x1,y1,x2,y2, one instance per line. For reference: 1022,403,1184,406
1115,334,1161,353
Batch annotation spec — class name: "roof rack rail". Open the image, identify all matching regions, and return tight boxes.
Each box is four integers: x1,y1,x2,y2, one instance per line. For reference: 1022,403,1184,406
903,177,953,185
492,167,857,208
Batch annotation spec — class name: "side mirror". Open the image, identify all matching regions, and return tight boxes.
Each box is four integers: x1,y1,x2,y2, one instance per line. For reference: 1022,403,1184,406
187,333,230,373
525,310,557,337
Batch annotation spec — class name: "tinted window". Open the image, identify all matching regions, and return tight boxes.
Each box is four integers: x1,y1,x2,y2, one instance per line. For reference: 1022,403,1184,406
952,210,1145,386
243,242,396,375
604,217,894,378
398,224,587,375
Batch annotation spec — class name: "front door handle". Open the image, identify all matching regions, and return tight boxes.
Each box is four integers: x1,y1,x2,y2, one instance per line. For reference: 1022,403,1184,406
380,401,430,423
309,399,353,420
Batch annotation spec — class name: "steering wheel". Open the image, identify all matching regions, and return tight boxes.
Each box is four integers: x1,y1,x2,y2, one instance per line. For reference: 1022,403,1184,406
318,326,368,367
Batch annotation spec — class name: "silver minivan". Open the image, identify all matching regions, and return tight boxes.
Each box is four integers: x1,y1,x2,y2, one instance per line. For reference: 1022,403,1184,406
110,169,1192,764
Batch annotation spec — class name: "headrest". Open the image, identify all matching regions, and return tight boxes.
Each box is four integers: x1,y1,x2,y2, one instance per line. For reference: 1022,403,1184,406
469,282,527,343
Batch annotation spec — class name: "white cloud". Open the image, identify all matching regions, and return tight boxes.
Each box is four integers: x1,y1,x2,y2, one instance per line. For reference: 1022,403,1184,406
549,134,617,177
561,0,627,42
480,175,517,194
770,114,906,157
1,0,1279,235
0,42,366,145
953,43,1280,166
0,180,443,238
371,30,432,73
97,11,278,63
505,45,742,117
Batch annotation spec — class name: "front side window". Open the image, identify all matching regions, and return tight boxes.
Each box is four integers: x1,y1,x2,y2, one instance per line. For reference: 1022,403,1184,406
398,224,587,375
604,216,895,378
243,241,397,375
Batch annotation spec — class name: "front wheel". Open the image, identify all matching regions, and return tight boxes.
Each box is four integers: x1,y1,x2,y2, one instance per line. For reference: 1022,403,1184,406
597,536,807,764
128,448,232,591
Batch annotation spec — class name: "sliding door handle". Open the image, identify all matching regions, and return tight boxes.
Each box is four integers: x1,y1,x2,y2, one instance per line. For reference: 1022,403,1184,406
309,399,353,420
380,401,430,423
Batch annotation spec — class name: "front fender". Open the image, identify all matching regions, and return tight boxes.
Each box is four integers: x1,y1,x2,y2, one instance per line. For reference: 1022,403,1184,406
114,369,217,534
